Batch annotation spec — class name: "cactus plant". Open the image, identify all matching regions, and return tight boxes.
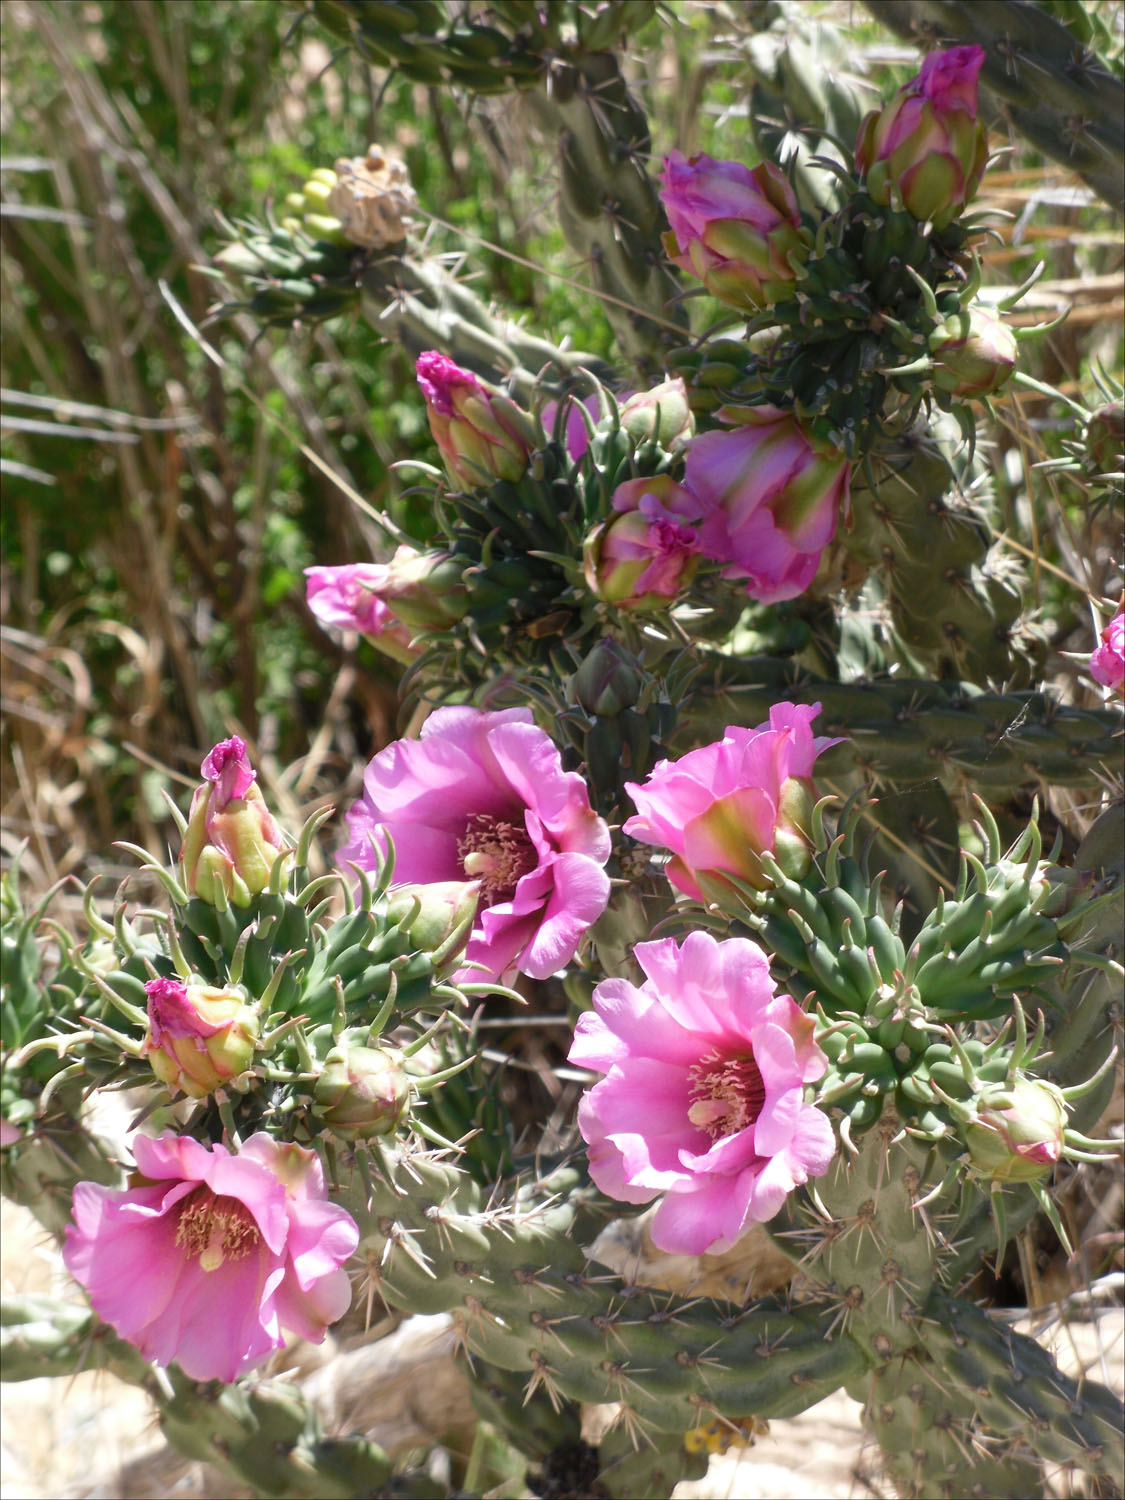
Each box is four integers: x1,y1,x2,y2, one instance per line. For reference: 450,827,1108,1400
4,7,1123,1500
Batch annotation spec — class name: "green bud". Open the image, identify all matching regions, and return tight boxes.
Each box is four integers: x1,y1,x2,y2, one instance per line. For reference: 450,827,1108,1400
314,1043,410,1139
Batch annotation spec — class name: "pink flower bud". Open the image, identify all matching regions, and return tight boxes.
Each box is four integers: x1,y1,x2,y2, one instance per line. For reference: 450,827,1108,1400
1090,611,1125,692
180,738,284,908
929,306,1018,395
313,1043,411,1139
683,406,850,604
965,1078,1067,1182
583,474,701,610
856,45,988,227
660,152,808,312
416,352,535,488
144,977,258,1098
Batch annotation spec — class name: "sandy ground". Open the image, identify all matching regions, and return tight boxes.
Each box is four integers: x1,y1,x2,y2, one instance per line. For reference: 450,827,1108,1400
2,1195,1121,1500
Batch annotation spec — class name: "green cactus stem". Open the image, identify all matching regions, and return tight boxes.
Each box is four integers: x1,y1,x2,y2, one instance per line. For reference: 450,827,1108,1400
297,0,687,373
686,652,1120,794
0,1295,401,1500
864,0,1125,211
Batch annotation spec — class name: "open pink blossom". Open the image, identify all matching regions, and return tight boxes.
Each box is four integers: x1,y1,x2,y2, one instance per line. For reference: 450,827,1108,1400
1090,611,1124,692
623,702,841,901
338,707,612,985
569,932,835,1254
63,1132,358,1383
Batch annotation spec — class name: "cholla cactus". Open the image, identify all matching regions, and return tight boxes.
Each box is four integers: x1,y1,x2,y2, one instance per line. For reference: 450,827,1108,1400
5,10,1125,1500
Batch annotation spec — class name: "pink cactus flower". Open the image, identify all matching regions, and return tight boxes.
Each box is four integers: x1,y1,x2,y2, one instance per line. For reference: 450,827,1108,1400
1090,611,1125,691
660,151,807,312
583,474,701,610
416,351,535,489
63,1132,358,1382
179,738,285,908
569,931,835,1254
623,702,841,901
683,406,851,604
541,392,603,461
856,44,988,228
305,563,399,637
338,707,612,985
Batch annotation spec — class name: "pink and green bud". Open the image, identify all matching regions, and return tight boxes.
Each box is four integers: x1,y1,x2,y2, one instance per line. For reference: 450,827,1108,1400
684,406,851,605
384,880,480,960
856,45,988,228
583,474,701,610
965,1078,1067,1182
314,1043,410,1139
180,738,285,908
619,378,695,450
416,351,535,489
1090,611,1125,692
372,545,470,631
660,151,808,313
144,977,258,1099
930,306,1017,395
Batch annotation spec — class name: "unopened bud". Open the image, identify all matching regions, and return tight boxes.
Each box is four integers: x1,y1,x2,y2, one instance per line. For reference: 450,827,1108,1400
965,1078,1067,1182
568,639,645,719
313,1043,410,1139
619,379,694,450
384,881,480,959
180,738,284,907
930,307,1017,396
144,977,258,1099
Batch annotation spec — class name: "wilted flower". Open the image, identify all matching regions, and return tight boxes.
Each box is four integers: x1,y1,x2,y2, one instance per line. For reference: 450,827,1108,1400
964,1078,1067,1182
63,1132,358,1382
1090,611,1125,691
338,707,611,985
144,977,258,1099
371,546,469,631
623,702,841,902
584,474,701,610
416,351,536,488
660,151,807,312
1085,400,1124,477
856,44,988,228
568,932,835,1254
930,306,1017,395
180,738,284,908
314,1042,411,1139
683,406,850,604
